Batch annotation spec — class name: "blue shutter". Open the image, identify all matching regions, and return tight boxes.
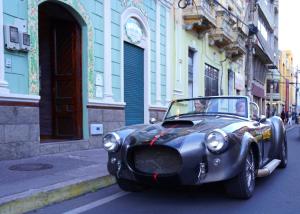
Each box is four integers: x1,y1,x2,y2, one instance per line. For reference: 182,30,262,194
124,42,144,125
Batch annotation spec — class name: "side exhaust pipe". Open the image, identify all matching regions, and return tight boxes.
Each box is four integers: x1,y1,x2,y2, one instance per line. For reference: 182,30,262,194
257,159,281,177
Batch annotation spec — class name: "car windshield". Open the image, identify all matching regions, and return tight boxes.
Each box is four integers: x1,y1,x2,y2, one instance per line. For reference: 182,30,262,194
165,97,249,119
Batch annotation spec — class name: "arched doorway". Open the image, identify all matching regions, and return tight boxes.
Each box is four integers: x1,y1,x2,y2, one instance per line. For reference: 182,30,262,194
39,2,82,141
121,9,150,126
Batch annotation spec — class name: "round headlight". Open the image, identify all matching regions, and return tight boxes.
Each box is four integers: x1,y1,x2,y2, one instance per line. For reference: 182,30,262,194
206,129,228,153
103,132,121,152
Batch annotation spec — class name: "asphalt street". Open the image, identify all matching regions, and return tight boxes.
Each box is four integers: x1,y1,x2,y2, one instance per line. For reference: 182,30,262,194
30,126,300,214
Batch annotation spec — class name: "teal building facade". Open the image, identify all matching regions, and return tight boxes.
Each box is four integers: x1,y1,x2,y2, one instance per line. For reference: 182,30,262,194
0,0,172,160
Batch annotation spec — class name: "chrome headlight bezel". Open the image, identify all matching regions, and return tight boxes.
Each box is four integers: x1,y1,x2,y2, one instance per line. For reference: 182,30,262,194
103,132,121,152
205,129,229,154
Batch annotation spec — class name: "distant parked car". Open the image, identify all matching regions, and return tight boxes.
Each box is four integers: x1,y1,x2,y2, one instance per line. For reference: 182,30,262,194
103,96,287,199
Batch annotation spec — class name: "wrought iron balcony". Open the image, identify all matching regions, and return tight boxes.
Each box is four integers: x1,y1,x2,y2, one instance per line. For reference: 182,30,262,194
209,10,235,48
182,0,216,34
254,32,277,67
225,23,248,60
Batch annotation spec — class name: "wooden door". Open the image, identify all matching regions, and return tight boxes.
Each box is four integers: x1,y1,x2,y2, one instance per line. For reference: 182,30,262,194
52,20,82,139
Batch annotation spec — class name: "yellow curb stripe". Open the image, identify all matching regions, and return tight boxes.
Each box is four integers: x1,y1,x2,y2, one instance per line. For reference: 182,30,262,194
0,175,116,214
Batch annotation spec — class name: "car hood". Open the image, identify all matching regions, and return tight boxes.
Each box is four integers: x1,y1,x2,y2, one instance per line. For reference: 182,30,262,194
125,116,245,147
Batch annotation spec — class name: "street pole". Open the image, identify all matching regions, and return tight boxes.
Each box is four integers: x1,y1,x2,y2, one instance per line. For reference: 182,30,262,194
295,66,299,113
295,67,299,123
246,0,256,101
270,81,273,116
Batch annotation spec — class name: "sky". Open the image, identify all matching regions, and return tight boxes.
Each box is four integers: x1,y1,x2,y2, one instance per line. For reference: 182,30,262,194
279,0,300,66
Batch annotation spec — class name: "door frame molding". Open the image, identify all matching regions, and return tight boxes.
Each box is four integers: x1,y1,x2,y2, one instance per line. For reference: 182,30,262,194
121,7,150,124
37,2,87,139
188,44,200,98
28,0,93,98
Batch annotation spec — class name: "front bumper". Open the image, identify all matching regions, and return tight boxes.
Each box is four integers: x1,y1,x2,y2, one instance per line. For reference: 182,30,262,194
107,138,245,186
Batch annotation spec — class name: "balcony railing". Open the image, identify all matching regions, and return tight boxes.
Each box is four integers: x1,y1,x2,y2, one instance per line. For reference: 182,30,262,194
225,23,247,60
182,0,216,34
266,93,280,101
209,10,235,48
254,32,277,68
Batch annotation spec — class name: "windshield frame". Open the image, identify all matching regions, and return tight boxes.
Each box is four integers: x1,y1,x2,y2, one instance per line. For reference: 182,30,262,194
164,96,251,120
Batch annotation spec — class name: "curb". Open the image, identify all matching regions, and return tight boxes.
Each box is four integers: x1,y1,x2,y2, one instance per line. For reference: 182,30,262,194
0,175,116,214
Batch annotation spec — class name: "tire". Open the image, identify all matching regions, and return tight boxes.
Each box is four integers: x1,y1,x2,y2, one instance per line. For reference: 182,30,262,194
117,178,146,192
225,149,256,199
278,135,288,168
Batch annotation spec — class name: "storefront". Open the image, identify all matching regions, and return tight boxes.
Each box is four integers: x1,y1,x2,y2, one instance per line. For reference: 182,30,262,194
252,82,266,113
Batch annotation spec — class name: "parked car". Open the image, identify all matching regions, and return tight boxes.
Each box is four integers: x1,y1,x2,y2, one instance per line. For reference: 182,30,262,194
103,96,287,199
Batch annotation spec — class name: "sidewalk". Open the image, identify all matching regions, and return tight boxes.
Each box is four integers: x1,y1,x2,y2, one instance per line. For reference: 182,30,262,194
0,149,114,214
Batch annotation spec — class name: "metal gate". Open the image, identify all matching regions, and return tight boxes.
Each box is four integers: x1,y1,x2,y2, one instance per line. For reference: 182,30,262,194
205,64,219,96
124,42,144,125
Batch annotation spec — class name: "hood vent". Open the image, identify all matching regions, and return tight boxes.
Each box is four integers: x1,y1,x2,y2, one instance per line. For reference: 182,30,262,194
162,120,194,128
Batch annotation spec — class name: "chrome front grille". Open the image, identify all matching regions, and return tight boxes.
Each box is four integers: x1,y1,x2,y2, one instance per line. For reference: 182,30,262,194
131,146,182,175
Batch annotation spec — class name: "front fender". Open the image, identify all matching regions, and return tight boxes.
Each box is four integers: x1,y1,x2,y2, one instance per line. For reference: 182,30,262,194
202,132,258,183
226,132,258,179
106,128,138,176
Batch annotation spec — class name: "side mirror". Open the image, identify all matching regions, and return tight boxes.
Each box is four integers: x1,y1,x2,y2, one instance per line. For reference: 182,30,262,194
149,118,157,124
259,115,267,123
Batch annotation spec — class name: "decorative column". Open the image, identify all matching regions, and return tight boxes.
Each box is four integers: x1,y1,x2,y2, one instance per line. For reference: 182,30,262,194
103,0,113,102
155,0,162,106
0,0,9,94
165,7,171,103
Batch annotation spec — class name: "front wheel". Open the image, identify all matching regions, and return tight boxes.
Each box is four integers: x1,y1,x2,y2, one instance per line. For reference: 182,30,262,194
225,149,256,199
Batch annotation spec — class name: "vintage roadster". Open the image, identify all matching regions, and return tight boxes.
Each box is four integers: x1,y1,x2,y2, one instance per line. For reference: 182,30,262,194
103,96,287,199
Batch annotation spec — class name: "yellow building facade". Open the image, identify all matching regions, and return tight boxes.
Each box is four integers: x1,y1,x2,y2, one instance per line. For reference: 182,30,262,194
279,50,296,112
170,0,248,100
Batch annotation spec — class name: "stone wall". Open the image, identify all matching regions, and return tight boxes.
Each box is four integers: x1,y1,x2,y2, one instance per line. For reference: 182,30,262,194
0,105,40,160
39,140,90,155
0,104,127,160
88,107,125,149
149,108,167,122
37,106,126,155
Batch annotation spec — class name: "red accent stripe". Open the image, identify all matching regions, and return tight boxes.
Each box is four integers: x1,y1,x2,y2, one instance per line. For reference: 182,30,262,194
150,135,160,146
149,124,179,146
153,173,158,182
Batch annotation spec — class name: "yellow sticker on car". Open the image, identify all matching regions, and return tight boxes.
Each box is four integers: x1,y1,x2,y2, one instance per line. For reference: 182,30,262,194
262,129,272,140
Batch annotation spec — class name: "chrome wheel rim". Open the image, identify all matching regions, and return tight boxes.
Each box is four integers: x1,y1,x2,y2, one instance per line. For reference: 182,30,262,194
246,151,255,190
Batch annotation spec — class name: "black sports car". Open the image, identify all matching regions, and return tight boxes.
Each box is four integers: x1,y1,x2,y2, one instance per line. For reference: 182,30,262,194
103,96,287,199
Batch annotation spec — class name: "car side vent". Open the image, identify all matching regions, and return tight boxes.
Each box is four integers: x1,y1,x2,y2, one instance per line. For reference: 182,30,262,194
162,120,194,128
